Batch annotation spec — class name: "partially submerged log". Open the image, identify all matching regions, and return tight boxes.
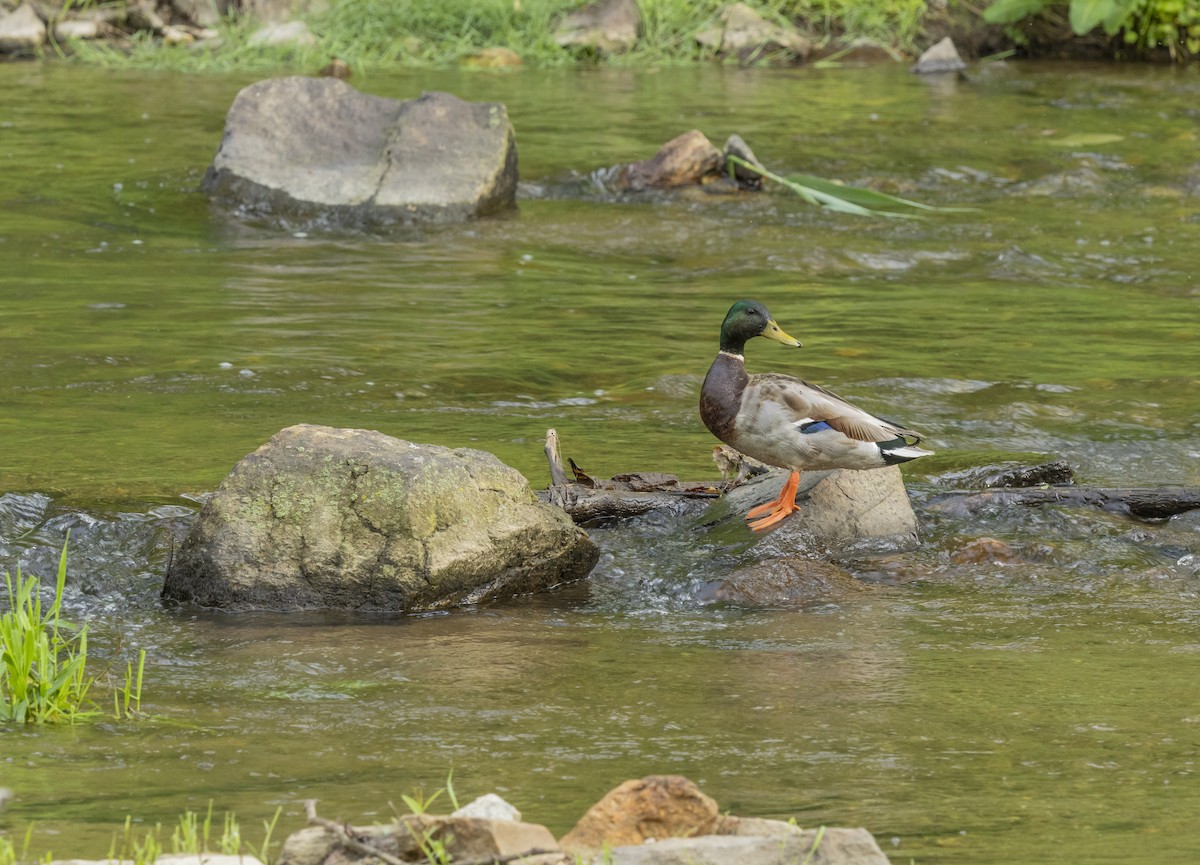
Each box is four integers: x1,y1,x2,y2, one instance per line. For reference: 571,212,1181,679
542,435,1200,527
928,485,1200,520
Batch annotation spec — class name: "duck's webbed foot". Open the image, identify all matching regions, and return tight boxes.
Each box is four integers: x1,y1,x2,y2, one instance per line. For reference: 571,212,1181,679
745,470,800,531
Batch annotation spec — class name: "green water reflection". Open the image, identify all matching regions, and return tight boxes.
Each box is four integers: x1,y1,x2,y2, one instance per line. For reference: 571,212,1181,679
0,60,1198,864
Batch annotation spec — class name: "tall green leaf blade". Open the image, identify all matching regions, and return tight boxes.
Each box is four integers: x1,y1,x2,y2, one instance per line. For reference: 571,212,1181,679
1069,0,1120,34
983,0,1052,24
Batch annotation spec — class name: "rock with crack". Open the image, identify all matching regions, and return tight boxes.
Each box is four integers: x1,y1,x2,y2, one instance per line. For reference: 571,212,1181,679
201,76,518,229
162,424,598,611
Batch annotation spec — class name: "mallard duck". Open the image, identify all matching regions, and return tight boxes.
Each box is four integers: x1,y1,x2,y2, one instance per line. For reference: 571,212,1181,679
700,299,933,531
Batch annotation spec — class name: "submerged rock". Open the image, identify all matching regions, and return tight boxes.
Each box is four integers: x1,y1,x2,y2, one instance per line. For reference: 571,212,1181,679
162,424,598,611
696,557,872,606
201,77,518,229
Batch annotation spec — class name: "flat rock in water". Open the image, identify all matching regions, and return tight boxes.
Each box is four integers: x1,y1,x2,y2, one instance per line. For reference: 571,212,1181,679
201,77,518,229
694,556,872,606
162,424,598,611
594,828,892,864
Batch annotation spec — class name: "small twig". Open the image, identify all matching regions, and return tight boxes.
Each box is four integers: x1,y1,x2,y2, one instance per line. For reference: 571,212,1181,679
544,428,569,487
449,849,560,865
304,800,410,865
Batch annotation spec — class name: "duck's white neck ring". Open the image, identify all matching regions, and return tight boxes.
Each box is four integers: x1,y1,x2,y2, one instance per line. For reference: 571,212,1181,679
718,350,744,361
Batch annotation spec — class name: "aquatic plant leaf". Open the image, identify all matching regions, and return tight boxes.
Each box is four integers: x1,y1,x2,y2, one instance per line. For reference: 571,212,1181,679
726,155,973,218
785,172,976,212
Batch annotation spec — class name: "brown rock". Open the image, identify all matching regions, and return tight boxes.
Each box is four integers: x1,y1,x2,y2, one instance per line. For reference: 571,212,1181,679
614,130,723,191
463,46,524,67
950,537,1020,564
560,776,720,853
397,816,559,861
695,3,811,62
555,0,640,54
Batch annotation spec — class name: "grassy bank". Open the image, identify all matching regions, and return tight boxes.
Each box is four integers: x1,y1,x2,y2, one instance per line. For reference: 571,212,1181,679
47,0,1200,75
64,0,933,72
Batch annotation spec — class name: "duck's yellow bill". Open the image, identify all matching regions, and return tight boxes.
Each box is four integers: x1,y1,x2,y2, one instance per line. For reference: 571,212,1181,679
762,319,801,348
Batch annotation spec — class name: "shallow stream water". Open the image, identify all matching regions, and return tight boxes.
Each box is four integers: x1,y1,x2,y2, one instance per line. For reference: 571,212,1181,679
0,61,1198,864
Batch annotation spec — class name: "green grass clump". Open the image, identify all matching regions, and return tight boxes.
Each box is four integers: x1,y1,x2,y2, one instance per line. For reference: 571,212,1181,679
59,0,932,72
106,804,283,865
984,0,1200,61
0,539,145,724
0,542,95,724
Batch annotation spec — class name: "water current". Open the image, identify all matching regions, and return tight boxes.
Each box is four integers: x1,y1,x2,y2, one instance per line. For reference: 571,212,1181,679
0,60,1198,864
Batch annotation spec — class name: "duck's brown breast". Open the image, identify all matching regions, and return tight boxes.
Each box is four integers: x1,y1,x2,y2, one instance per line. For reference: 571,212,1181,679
700,352,747,445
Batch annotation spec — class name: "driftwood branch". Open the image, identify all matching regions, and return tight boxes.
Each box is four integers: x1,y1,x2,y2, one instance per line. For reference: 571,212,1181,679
305,800,410,865
543,429,569,487
304,799,559,865
541,433,1200,525
435,849,560,865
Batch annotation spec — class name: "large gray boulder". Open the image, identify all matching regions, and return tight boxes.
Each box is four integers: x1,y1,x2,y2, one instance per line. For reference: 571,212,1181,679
201,77,518,229
162,425,598,611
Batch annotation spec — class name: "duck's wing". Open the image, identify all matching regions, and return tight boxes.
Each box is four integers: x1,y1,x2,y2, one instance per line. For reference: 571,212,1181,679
749,373,924,444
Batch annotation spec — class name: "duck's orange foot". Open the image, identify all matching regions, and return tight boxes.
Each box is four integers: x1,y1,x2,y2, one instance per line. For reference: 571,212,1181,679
745,470,801,532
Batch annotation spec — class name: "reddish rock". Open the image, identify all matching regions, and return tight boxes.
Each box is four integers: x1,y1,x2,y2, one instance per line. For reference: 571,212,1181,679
951,537,1020,564
614,130,723,191
559,776,721,852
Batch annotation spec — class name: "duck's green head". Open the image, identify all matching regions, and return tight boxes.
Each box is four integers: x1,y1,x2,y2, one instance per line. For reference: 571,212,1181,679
719,299,801,353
